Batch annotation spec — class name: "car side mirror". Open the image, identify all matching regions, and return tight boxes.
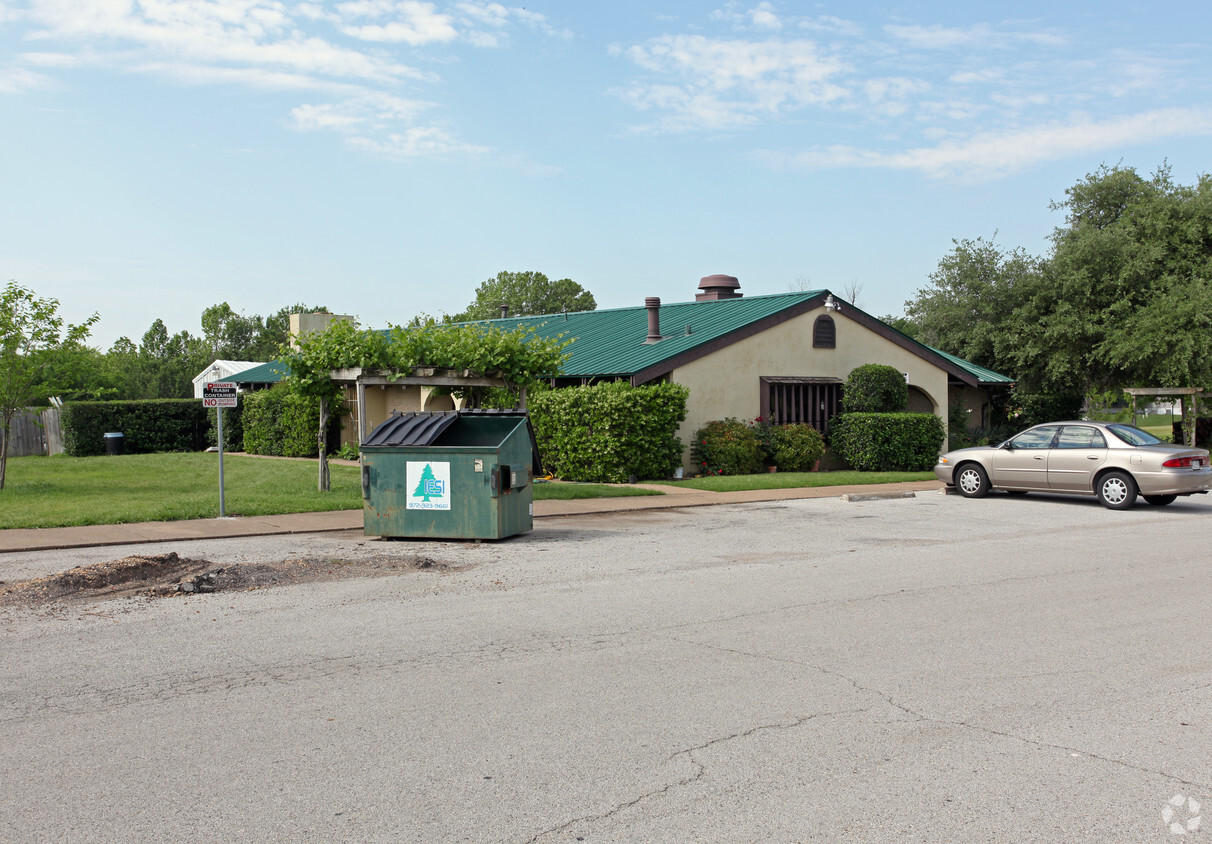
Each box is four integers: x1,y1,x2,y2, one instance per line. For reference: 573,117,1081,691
1001,440,1015,451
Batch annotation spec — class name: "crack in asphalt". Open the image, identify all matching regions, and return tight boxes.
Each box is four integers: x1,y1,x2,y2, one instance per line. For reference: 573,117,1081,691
673,636,1212,792
521,708,864,844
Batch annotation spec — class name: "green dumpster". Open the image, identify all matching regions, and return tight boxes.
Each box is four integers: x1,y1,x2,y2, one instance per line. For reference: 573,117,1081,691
360,409,542,540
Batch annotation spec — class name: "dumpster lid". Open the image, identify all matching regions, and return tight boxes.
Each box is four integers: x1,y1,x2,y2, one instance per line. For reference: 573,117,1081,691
362,411,460,447
362,409,543,475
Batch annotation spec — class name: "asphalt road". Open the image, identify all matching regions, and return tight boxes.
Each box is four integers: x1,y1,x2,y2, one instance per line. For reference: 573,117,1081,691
2,491,1210,842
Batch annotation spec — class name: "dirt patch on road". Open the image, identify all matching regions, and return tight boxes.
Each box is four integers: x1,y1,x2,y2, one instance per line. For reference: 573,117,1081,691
0,551,460,605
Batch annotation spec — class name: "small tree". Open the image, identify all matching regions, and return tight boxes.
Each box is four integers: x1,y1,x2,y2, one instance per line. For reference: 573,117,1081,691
844,364,908,413
1,281,98,488
453,271,596,321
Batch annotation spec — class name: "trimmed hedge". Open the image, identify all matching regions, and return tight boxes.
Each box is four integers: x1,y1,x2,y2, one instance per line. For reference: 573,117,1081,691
241,385,327,458
63,400,209,456
691,418,764,476
829,412,945,471
529,381,689,483
844,364,908,413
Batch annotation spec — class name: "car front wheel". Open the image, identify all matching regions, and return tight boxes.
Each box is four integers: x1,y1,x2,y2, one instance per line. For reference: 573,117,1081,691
955,463,990,498
1096,471,1138,510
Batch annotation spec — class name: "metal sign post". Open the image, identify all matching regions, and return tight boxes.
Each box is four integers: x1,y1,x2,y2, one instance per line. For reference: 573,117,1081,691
203,382,239,518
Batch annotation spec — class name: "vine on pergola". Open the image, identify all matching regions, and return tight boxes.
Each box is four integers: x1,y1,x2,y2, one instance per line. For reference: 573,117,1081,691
278,318,572,490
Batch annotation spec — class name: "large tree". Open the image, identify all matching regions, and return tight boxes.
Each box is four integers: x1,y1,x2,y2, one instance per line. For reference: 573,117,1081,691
903,236,1045,380
904,163,1212,402
453,271,596,321
0,281,98,488
1039,164,1212,394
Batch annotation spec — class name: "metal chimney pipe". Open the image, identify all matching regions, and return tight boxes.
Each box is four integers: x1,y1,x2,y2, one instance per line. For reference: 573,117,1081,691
499,303,509,319
645,297,662,342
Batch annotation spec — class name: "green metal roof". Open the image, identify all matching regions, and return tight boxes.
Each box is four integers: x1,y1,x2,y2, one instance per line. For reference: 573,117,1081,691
472,290,1013,386
475,291,830,378
229,360,291,383
232,293,1014,388
924,346,1016,385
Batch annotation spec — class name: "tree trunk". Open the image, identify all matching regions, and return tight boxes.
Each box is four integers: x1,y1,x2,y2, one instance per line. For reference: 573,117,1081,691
317,397,330,492
0,416,9,490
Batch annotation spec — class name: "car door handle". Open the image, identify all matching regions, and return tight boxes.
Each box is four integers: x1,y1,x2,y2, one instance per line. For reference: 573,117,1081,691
1033,455,1044,460
1086,455,1100,460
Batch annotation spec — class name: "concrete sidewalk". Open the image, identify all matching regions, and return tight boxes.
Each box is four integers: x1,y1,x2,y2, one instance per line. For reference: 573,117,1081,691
0,480,944,553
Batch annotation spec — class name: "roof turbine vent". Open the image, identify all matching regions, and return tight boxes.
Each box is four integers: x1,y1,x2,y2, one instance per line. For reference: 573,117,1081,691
696,274,742,301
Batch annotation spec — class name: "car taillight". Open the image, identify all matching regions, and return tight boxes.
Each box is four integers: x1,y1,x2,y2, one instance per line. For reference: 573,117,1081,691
1162,456,1203,468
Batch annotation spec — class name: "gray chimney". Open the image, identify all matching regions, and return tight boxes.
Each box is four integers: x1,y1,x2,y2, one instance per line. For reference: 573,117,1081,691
644,297,662,343
696,274,742,301
499,303,509,319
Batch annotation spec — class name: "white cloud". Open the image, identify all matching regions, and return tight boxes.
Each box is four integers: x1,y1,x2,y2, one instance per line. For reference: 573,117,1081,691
7,0,565,164
614,34,849,131
336,0,458,45
754,108,1212,180
885,22,1066,50
348,125,489,157
0,64,56,93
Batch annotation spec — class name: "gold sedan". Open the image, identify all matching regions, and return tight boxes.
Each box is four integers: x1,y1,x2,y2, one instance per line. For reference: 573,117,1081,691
935,422,1212,510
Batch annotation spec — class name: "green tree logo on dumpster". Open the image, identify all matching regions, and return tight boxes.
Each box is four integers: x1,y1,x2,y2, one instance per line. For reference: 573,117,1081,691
413,463,444,501
407,461,451,511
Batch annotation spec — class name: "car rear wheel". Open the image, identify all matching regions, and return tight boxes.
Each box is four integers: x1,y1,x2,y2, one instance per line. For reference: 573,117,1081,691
1096,471,1138,510
1143,494,1177,506
955,463,990,498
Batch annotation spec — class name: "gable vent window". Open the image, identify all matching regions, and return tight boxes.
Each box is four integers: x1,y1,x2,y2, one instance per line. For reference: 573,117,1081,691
813,315,836,348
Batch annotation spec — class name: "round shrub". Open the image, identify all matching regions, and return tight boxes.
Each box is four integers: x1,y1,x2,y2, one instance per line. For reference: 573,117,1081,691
691,418,764,476
844,364,908,413
769,424,826,472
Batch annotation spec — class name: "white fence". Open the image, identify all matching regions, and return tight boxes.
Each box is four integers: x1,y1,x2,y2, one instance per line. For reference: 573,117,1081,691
3,408,64,457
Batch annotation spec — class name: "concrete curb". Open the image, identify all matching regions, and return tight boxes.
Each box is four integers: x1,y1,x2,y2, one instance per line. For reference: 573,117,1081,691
0,481,945,554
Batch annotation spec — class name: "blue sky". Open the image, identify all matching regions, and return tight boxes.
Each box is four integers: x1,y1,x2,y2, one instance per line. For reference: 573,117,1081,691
3,1,1210,350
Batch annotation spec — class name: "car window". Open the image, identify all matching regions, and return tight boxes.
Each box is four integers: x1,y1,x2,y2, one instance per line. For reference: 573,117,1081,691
1056,426,1107,449
1107,424,1163,446
1010,426,1061,449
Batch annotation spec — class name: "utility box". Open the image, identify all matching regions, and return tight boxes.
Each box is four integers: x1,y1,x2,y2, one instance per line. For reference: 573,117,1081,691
360,409,542,541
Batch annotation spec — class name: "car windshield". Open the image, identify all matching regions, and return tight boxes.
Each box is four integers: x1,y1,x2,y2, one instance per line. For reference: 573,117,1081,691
1106,424,1164,446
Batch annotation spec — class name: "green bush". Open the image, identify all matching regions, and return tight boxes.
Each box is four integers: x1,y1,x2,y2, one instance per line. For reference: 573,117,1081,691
1004,390,1084,428
206,404,244,452
769,424,826,472
528,381,689,483
844,364,908,413
829,412,945,471
242,385,327,457
691,418,765,476
62,400,209,456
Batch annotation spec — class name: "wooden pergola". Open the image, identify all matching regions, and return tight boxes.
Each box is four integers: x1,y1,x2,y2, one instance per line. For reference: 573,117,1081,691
1124,387,1204,446
330,366,525,443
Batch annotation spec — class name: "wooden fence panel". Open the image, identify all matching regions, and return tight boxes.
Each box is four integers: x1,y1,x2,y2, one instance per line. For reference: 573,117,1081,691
3,408,63,457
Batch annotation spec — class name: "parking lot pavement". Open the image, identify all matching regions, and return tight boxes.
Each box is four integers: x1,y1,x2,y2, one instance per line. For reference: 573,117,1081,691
2,491,1210,842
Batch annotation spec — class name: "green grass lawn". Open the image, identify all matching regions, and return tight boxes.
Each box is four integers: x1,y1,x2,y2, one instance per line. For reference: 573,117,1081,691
666,469,936,493
533,481,664,500
0,454,663,530
0,453,365,529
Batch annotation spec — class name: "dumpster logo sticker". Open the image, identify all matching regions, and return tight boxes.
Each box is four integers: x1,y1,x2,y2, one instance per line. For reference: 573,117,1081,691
407,461,450,511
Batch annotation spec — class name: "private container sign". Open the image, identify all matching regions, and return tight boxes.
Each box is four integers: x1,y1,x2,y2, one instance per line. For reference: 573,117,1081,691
203,382,238,408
